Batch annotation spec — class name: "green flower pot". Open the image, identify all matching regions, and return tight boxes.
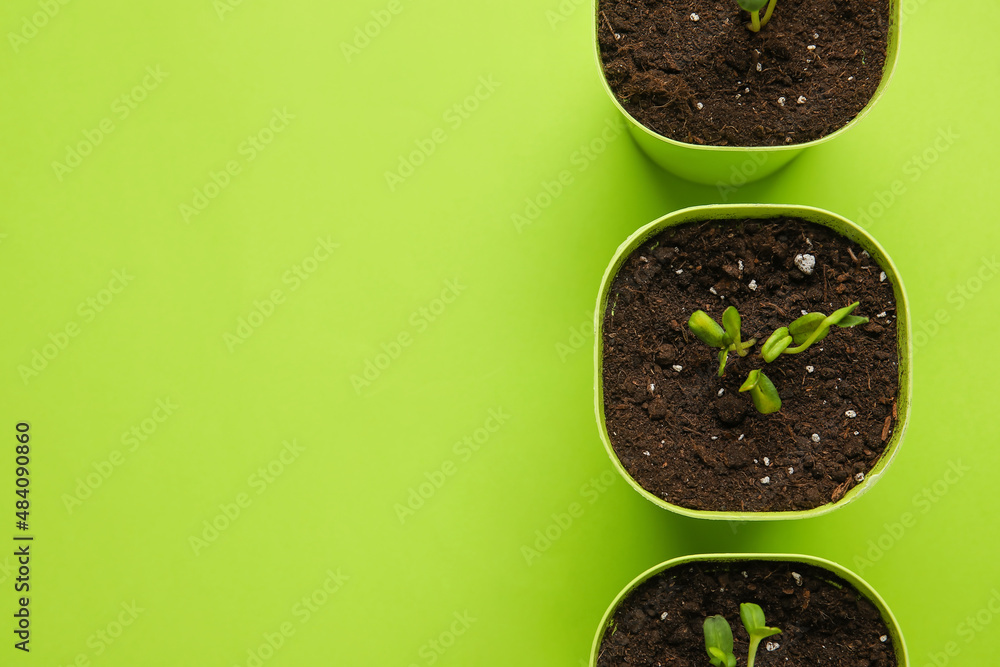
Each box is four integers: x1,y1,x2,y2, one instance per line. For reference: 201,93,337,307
591,1,902,185
593,204,911,520
591,553,908,666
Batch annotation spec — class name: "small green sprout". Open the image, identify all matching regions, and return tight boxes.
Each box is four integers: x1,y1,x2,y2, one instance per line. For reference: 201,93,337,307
736,0,779,32
688,307,756,377
739,369,781,414
722,307,752,358
703,615,737,667
686,298,868,415
739,603,782,667
760,301,869,362
703,605,781,667
689,310,729,348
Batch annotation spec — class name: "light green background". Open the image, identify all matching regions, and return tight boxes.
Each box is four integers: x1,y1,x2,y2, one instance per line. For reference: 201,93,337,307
1,0,997,665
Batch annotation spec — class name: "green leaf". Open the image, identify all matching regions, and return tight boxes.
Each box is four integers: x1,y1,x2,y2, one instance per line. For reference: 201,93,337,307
736,0,769,11
704,615,736,667
826,301,860,326
689,310,730,349
788,312,828,345
703,615,733,652
836,314,869,328
722,306,742,345
739,370,781,414
723,307,754,357
740,603,781,667
717,348,729,377
784,302,866,355
739,369,760,393
740,603,780,637
707,647,737,667
761,327,791,363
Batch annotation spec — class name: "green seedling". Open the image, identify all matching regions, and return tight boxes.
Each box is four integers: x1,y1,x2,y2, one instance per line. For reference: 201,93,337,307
739,603,781,667
703,605,781,667
704,602,781,667
690,300,867,414
760,301,869,363
688,307,756,377
736,0,779,32
739,369,781,414
703,615,737,667
722,307,751,357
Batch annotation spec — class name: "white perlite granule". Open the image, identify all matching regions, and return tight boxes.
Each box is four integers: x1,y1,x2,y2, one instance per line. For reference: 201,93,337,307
794,253,816,275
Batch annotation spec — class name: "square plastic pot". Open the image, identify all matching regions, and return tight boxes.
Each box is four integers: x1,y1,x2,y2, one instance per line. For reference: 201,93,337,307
594,204,911,521
591,1,901,185
591,553,908,666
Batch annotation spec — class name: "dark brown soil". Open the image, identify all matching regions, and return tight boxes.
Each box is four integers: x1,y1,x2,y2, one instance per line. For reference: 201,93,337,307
597,560,898,666
598,0,891,146
600,218,899,512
